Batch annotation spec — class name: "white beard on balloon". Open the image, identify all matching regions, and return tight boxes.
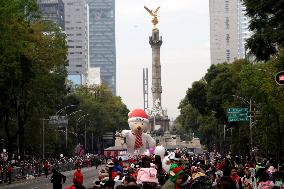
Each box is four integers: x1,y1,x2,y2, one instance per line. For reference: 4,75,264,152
121,109,156,154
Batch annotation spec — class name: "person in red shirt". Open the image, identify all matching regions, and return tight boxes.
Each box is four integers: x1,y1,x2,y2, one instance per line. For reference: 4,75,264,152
230,167,241,188
7,163,13,184
43,161,49,178
73,166,84,187
76,159,81,169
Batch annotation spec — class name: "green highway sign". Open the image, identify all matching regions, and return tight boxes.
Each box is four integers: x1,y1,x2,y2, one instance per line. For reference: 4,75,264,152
227,107,249,122
227,113,248,118
228,117,249,122
227,108,248,113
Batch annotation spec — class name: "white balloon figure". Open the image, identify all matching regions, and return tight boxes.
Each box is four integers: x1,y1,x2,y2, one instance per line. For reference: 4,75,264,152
121,109,156,154
162,154,172,173
154,145,166,159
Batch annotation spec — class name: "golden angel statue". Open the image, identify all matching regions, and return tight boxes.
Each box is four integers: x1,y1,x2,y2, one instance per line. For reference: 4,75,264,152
144,6,160,28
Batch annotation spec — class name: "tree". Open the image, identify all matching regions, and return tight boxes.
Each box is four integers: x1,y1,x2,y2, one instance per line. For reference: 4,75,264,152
186,81,208,115
175,99,199,140
0,0,68,157
243,0,284,61
239,49,284,159
66,84,129,153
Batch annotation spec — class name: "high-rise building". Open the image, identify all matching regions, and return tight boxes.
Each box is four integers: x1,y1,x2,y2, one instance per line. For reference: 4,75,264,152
209,0,251,65
37,0,65,30
87,0,116,94
238,0,251,59
63,0,89,84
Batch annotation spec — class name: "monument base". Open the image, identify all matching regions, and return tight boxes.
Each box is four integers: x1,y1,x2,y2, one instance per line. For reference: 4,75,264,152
148,116,170,132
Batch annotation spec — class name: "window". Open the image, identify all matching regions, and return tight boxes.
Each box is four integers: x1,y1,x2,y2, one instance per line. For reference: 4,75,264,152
226,34,230,45
76,65,82,67
226,49,231,61
76,46,82,48
225,0,229,13
67,3,73,5
76,33,82,36
225,17,229,29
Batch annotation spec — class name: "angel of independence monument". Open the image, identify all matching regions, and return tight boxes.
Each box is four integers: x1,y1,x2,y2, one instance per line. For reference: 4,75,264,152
110,6,203,155
144,6,170,132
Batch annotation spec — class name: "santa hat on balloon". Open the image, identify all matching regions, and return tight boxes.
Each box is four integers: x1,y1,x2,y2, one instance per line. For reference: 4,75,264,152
128,108,149,125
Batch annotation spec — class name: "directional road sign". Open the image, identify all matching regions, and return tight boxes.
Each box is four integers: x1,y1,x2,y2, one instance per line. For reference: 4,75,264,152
227,108,248,113
227,113,248,118
228,117,249,122
227,108,249,122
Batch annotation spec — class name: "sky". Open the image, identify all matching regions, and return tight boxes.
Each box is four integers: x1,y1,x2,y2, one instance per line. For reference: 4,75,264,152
116,0,211,119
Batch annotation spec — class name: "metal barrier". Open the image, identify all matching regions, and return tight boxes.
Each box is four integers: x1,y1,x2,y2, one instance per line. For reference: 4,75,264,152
0,157,104,184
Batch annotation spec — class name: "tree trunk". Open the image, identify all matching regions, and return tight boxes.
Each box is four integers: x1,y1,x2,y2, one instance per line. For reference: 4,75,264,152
276,113,282,161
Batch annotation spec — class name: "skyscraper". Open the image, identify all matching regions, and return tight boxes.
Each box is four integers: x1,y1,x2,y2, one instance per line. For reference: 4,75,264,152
237,0,251,59
209,0,251,65
87,0,116,94
37,0,65,30
63,0,89,84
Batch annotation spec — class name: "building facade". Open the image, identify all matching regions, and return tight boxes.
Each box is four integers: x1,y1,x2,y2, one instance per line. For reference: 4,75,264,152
87,0,116,94
237,0,251,59
63,0,89,84
210,0,251,65
37,0,65,30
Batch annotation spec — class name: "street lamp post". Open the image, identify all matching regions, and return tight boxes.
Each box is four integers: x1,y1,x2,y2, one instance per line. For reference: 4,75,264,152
76,114,89,149
0,139,4,151
249,99,252,150
56,105,76,116
92,132,94,153
53,106,78,151
65,110,82,150
232,95,254,150
85,122,86,152
41,118,50,160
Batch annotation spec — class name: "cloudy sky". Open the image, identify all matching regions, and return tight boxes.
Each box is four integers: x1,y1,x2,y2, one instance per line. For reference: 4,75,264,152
116,0,210,119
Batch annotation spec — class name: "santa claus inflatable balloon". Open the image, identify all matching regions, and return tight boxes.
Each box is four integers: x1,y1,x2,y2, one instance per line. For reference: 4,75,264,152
121,108,156,154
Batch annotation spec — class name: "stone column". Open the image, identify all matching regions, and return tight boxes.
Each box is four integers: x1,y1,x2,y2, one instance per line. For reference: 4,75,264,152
149,28,163,107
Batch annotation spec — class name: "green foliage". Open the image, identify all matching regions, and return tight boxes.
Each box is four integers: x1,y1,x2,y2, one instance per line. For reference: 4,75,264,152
63,84,129,154
0,0,68,157
176,55,284,159
243,0,284,61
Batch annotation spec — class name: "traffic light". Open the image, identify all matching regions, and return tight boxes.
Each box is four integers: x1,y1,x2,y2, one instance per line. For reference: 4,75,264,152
275,71,284,85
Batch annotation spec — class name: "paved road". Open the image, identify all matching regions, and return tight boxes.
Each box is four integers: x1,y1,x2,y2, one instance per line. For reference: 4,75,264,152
0,166,103,189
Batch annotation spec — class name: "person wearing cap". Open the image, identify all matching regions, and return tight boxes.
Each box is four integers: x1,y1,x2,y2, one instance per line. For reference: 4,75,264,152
162,164,184,189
